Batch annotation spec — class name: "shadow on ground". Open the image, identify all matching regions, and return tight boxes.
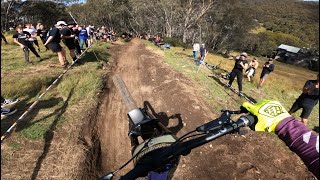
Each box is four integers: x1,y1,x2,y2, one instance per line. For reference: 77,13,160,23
143,101,183,135
30,86,75,180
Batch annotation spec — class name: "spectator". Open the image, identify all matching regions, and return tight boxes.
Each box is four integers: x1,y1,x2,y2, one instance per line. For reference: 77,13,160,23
200,44,206,60
72,24,81,55
36,22,42,31
1,96,19,119
60,21,78,63
37,24,49,51
245,57,259,82
227,52,249,96
79,25,88,51
193,42,200,60
44,21,70,68
86,25,93,46
13,25,42,63
1,31,8,44
23,23,40,52
258,58,275,88
288,74,319,125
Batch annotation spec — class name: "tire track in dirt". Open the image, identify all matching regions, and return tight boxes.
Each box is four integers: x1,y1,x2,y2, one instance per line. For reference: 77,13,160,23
97,39,217,178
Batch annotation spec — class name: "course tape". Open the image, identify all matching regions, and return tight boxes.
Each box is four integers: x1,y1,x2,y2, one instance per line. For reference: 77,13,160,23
1,46,91,143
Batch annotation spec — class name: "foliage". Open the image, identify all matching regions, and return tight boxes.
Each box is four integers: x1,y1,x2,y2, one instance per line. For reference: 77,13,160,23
1,1,70,29
1,0,319,55
19,1,70,27
163,37,187,48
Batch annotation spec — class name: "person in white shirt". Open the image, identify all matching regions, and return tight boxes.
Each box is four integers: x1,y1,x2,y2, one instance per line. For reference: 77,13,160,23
23,23,40,52
193,42,200,60
86,25,92,46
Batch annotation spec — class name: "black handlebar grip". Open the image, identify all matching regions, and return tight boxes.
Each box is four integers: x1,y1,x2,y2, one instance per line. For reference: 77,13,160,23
236,114,257,128
245,114,256,127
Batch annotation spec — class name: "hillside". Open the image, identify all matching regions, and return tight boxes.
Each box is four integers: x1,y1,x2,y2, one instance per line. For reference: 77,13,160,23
251,0,319,48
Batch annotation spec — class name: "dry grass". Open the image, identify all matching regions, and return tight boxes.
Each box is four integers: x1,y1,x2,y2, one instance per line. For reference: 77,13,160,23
1,34,111,179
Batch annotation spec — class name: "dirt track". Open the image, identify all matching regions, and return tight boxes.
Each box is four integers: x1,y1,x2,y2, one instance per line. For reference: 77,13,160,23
96,39,315,179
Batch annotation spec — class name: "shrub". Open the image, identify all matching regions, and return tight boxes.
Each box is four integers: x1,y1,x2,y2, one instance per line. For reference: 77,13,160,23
164,37,188,48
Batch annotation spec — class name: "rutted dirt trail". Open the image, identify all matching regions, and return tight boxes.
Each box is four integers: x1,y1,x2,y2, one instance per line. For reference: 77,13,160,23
95,39,314,179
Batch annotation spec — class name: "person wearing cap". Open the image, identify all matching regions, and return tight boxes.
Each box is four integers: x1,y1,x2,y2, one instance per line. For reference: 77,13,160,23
227,52,249,96
60,21,78,63
258,58,275,88
245,57,259,82
44,21,70,68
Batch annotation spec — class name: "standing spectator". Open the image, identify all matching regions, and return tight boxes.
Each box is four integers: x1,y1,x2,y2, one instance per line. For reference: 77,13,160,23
23,23,40,52
72,24,81,55
1,31,8,44
37,24,49,51
227,52,249,96
86,25,92,47
192,42,200,60
258,58,275,88
13,25,42,63
60,22,78,63
288,74,319,125
44,21,70,68
245,57,259,82
101,26,107,42
79,25,88,51
200,44,206,60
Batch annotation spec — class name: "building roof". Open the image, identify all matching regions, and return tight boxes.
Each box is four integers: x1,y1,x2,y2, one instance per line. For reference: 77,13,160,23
278,44,301,53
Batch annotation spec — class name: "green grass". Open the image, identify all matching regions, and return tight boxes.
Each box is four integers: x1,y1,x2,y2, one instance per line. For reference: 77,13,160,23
1,35,110,140
144,40,319,130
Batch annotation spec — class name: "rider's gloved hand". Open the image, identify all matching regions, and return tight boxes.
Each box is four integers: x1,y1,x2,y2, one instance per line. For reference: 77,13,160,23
242,100,291,132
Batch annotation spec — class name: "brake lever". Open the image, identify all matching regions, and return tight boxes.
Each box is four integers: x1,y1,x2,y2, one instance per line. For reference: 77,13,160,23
196,110,232,133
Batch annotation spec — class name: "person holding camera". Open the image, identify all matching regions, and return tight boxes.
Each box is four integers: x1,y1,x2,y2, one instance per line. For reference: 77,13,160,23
227,52,249,96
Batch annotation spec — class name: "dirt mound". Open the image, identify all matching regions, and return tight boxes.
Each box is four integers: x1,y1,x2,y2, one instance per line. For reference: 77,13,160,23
93,39,314,179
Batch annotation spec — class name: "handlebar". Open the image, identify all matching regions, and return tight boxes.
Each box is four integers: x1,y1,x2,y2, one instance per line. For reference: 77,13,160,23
100,74,257,180
119,114,255,180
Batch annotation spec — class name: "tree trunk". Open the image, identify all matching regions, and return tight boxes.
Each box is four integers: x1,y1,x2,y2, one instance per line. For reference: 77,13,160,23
4,1,15,31
182,28,188,43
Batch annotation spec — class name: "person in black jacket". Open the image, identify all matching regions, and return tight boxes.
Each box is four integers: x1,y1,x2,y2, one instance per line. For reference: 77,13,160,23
258,58,275,88
227,52,249,96
44,21,70,68
37,24,49,51
12,25,41,63
288,74,319,125
60,22,77,63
